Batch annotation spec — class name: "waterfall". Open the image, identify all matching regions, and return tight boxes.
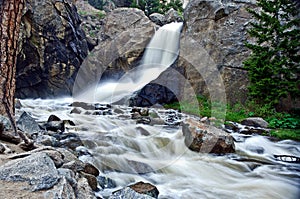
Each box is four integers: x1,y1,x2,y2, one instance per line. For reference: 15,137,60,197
92,22,183,103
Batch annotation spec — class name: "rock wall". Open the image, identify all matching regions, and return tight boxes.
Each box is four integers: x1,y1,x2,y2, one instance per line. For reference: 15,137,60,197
73,8,156,94
16,0,89,98
179,0,256,104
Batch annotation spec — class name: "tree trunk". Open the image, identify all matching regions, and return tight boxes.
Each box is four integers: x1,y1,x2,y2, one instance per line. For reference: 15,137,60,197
0,0,24,131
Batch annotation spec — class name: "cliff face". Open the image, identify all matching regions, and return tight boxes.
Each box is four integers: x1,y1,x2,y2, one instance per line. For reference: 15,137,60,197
179,0,257,104
16,0,89,98
72,8,156,95
15,0,256,106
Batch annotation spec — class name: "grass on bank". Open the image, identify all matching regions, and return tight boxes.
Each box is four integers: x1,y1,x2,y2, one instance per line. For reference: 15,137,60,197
164,95,300,141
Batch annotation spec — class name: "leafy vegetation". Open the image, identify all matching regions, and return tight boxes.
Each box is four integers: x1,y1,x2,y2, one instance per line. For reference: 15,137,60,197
244,0,300,108
270,129,300,141
164,96,250,122
87,0,183,17
164,96,300,140
267,114,300,129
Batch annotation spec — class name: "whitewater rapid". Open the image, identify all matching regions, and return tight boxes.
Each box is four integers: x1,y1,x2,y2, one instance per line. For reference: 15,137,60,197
18,98,300,199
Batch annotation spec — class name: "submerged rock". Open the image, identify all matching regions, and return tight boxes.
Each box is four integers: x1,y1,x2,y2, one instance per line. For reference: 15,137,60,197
110,181,159,199
129,182,159,198
182,118,235,154
97,176,117,189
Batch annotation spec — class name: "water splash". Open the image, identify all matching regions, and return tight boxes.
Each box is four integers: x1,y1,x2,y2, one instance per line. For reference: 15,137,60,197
76,22,183,104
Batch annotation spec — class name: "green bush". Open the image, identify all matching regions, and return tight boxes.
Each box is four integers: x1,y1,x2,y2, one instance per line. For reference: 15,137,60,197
270,129,300,141
244,0,300,107
131,0,183,16
267,114,300,129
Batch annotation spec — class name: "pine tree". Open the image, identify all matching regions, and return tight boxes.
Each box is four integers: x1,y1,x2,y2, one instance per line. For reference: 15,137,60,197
244,0,300,107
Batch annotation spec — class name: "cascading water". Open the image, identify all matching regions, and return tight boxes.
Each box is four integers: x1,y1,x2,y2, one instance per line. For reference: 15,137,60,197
76,22,183,104
15,21,300,199
18,99,300,199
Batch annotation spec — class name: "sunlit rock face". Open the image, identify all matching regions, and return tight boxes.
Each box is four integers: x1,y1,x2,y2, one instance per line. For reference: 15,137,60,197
179,0,257,105
16,0,89,98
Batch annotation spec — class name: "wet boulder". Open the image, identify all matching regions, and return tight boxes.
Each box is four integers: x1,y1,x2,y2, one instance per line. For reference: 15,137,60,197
44,115,65,132
97,176,117,189
110,181,159,199
17,112,41,136
241,117,269,128
182,118,235,154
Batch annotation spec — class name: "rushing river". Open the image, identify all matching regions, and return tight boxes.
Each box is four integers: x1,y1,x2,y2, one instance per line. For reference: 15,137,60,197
18,98,300,199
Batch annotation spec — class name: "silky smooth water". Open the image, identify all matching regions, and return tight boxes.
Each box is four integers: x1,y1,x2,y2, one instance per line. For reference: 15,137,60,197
75,22,183,104
18,98,300,199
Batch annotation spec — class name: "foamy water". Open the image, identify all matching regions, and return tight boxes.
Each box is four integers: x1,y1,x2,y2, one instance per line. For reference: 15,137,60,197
18,98,300,199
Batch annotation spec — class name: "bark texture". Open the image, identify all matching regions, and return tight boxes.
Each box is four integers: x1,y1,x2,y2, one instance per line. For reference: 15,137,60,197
0,0,24,123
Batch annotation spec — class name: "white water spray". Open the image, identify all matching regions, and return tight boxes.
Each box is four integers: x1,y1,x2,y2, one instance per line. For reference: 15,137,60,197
77,22,183,103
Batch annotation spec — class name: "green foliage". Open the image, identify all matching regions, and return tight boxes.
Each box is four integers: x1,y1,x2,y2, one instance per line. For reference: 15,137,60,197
244,0,300,107
131,0,183,16
267,114,300,129
270,129,300,141
164,96,247,122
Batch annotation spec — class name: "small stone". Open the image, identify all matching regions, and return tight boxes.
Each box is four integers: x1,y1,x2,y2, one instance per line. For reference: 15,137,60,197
36,135,59,147
0,143,5,154
45,121,65,132
62,160,85,172
43,150,65,168
47,115,61,122
97,176,117,189
55,133,83,150
70,107,83,114
149,13,166,26
81,172,98,191
84,163,99,177
16,112,40,135
129,181,159,198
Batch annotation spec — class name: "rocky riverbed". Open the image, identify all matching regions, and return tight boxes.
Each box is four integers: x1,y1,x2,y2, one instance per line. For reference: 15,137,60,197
0,98,299,198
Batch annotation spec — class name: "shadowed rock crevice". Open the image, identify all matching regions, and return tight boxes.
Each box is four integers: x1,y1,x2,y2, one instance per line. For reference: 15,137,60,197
16,0,89,99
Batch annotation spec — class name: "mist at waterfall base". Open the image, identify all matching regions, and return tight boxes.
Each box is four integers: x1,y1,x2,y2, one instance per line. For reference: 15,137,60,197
75,22,183,104
19,99,300,199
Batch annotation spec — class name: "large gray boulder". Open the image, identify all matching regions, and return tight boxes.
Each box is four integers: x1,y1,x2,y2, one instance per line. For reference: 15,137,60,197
182,118,235,154
0,152,60,191
0,150,97,198
16,0,89,98
179,0,257,105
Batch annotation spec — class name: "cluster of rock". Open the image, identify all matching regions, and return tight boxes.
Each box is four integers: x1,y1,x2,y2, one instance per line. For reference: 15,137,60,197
16,0,89,98
149,9,183,26
75,0,107,50
0,103,164,198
